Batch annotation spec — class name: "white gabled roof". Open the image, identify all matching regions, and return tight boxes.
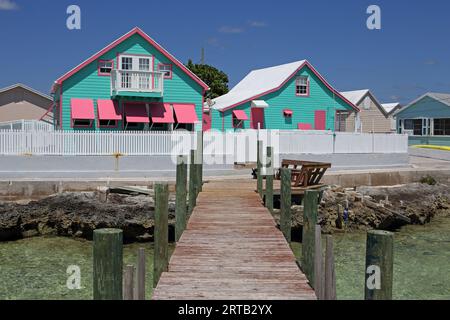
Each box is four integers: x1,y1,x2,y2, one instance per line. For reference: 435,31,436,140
381,103,401,115
340,89,370,105
211,60,306,111
340,89,389,116
395,92,450,116
212,60,359,112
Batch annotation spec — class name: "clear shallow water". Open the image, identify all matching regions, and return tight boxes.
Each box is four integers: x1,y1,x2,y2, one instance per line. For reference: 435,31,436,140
292,216,450,300
0,237,174,300
0,217,449,300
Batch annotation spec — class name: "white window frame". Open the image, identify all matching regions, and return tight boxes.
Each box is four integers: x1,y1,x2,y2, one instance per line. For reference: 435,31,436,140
98,60,113,75
119,55,152,71
295,76,309,96
157,63,172,79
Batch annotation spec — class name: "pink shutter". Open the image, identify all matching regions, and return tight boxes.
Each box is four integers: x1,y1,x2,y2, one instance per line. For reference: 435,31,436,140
314,110,326,130
202,112,211,131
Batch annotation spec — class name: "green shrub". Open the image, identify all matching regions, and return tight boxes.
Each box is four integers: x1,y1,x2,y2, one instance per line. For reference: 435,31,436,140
420,175,437,185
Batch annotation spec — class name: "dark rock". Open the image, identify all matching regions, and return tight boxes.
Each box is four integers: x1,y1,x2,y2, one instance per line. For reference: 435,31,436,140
0,191,176,242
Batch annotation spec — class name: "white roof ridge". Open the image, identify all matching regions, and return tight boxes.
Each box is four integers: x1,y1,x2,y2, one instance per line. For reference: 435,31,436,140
212,60,307,110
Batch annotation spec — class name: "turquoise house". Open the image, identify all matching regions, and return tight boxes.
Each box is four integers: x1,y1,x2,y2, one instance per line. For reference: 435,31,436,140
51,27,209,131
206,60,359,131
395,92,450,146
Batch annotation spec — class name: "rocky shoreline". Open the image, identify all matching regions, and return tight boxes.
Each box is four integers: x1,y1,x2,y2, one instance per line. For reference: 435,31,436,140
273,182,450,240
0,191,177,242
1,182,449,242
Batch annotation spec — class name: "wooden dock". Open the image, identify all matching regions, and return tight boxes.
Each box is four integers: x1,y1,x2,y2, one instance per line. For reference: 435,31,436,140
152,180,316,300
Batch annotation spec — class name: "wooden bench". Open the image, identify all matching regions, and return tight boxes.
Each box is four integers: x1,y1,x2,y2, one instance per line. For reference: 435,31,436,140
275,160,331,188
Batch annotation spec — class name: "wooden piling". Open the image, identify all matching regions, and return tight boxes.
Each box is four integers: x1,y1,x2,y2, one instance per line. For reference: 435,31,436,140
257,140,263,197
153,182,169,288
324,235,337,300
280,167,292,242
364,230,394,300
265,146,274,212
175,155,188,241
302,190,319,287
196,131,203,192
123,265,135,300
314,224,324,299
93,228,123,300
336,204,344,229
188,149,197,214
136,247,146,300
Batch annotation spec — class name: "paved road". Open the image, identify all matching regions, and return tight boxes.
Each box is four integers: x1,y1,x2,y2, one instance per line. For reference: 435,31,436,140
408,147,450,162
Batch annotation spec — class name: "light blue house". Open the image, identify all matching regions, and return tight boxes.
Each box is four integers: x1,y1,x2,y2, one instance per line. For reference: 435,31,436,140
395,92,450,146
205,60,359,131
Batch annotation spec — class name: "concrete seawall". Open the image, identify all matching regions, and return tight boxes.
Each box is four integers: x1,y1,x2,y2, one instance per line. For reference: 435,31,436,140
1,167,449,198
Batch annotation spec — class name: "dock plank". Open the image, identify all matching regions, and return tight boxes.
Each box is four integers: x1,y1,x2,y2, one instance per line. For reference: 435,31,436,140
152,180,316,300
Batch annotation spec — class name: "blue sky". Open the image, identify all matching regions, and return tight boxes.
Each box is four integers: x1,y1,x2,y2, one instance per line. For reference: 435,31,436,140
0,0,449,104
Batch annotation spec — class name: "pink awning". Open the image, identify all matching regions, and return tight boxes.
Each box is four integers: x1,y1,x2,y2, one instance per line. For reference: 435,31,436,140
173,104,199,124
150,103,174,123
71,98,95,120
283,109,293,116
232,110,248,121
97,99,122,120
297,123,312,130
125,104,149,123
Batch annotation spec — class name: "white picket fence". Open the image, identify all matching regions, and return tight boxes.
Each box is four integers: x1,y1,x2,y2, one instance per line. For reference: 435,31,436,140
0,120,54,131
0,129,408,159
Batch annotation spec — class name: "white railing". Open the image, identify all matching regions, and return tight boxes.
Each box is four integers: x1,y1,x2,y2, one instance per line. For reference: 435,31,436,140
0,129,408,157
111,70,164,95
0,120,54,131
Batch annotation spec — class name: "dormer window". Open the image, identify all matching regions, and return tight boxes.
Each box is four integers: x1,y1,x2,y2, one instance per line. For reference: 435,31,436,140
295,76,309,96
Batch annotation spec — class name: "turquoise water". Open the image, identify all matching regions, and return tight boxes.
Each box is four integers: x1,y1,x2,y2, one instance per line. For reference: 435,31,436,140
293,216,450,299
0,217,449,300
0,238,174,300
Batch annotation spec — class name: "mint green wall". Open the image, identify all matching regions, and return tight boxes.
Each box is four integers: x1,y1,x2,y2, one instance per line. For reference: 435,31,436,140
409,136,450,146
211,65,355,131
60,34,203,131
396,96,450,120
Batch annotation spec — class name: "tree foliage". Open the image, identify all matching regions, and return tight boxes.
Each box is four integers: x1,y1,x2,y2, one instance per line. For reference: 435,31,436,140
186,59,229,99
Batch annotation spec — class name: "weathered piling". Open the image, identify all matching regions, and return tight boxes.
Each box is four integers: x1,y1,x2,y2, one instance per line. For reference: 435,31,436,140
280,167,292,242
93,228,123,300
314,224,324,300
153,182,169,288
364,230,394,300
175,155,188,241
336,204,344,229
188,150,197,214
257,140,263,197
265,146,274,212
324,235,337,300
302,190,319,288
136,247,146,300
123,265,135,300
196,131,203,192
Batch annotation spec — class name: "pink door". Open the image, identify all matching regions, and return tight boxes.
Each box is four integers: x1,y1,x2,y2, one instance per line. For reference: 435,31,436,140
251,108,265,129
314,110,326,130
202,112,211,131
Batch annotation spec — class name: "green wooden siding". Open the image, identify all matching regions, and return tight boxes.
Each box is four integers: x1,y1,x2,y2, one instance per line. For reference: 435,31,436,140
60,33,203,131
396,96,450,120
211,65,354,131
